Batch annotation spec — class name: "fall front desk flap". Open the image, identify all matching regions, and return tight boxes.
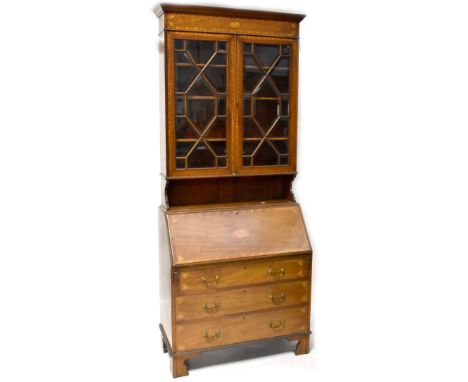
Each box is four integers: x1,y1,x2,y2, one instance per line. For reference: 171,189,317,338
166,203,311,266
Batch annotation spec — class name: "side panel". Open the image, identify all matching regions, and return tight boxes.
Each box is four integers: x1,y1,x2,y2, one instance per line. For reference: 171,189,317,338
159,207,174,348
159,31,167,176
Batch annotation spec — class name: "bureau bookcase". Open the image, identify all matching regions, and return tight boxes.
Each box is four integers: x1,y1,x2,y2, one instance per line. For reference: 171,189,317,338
155,4,311,377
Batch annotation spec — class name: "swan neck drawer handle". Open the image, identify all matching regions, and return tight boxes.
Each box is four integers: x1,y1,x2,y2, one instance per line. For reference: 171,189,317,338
202,302,220,313
269,292,286,303
269,320,285,330
203,330,221,340
201,275,220,287
267,267,286,279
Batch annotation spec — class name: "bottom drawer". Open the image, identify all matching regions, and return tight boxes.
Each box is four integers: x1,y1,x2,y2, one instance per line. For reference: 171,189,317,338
176,306,309,352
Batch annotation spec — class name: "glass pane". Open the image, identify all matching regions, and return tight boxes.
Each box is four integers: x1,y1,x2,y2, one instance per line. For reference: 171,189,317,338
218,97,226,115
187,142,215,168
277,57,289,68
204,66,226,92
254,99,278,130
243,117,263,138
243,97,251,116
174,39,185,50
243,54,263,95
244,54,257,67
211,53,226,65
176,52,190,63
269,118,288,138
175,66,197,92
175,97,185,116
271,66,289,94
256,80,278,97
206,117,226,139
242,42,291,167
187,78,212,96
243,140,260,156
176,158,186,168
254,44,279,67
217,157,227,167
173,38,229,170
218,41,226,51
271,139,288,154
280,97,289,116
175,118,197,139
176,141,196,157
207,141,226,156
253,141,278,166
186,40,215,64
188,99,215,133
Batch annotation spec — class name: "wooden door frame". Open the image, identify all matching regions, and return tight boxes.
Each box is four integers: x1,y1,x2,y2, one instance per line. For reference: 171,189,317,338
166,31,236,177
234,35,298,175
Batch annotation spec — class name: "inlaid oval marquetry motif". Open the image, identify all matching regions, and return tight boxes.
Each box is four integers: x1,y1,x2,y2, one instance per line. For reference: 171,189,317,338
233,228,250,238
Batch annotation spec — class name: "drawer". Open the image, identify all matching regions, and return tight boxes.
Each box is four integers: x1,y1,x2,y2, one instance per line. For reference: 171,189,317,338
176,256,309,293
175,280,310,322
176,306,309,352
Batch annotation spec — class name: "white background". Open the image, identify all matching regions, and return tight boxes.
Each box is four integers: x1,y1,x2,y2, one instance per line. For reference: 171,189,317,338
1,0,468,381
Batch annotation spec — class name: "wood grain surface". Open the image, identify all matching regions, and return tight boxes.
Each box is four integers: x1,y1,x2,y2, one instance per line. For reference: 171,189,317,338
167,203,311,265
176,255,308,293
175,279,310,321
175,305,308,352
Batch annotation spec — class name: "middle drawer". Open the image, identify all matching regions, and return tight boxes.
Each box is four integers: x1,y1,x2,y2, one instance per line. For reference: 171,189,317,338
176,280,310,322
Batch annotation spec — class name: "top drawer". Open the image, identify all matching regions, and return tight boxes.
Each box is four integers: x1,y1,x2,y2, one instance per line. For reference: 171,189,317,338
176,256,310,294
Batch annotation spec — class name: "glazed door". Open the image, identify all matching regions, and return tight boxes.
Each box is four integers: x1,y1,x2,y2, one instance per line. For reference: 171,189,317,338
167,32,235,176
235,36,298,174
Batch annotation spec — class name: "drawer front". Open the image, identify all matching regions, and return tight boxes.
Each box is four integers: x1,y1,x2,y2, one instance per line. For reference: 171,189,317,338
175,280,310,321
176,256,309,293
176,306,308,351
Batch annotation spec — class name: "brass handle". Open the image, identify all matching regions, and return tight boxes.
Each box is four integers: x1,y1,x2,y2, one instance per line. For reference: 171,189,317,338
203,330,220,340
202,302,220,313
268,292,286,304
269,320,285,330
267,267,286,279
201,275,220,287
